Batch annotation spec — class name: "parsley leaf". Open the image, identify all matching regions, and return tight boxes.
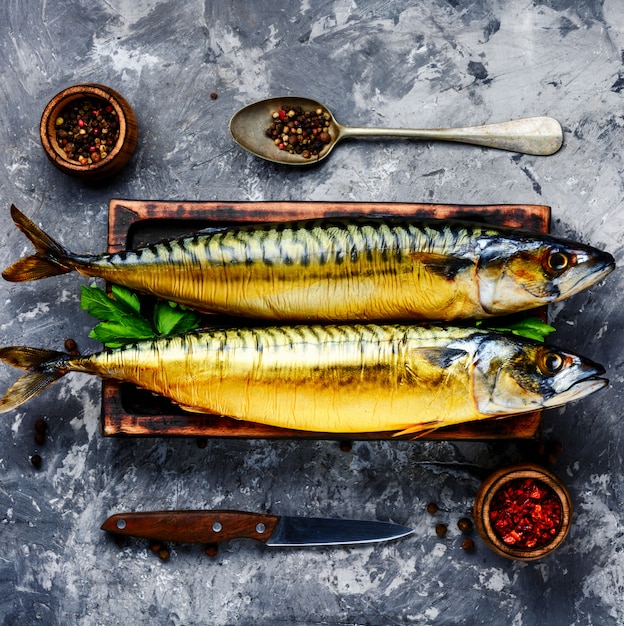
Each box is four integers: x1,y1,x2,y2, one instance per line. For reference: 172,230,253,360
154,300,202,336
80,284,202,348
476,316,556,342
80,284,135,323
110,283,141,315
88,319,156,349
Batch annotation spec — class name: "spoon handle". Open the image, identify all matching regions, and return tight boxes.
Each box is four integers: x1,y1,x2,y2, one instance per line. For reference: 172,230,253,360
339,116,563,156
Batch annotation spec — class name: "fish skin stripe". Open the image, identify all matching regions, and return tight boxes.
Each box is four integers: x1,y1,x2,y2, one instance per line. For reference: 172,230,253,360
95,219,488,271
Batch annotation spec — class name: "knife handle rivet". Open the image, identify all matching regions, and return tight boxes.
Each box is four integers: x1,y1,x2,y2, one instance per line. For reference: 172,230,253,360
256,523,266,534
212,522,223,533
116,519,127,530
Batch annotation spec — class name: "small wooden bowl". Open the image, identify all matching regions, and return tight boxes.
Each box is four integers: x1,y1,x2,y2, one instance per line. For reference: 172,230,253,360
40,84,138,181
473,463,572,561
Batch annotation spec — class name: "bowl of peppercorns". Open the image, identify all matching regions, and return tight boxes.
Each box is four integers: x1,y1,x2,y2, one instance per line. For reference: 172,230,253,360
473,463,572,561
40,83,138,181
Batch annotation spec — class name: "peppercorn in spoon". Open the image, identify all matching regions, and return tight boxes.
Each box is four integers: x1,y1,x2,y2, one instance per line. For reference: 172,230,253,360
229,96,563,166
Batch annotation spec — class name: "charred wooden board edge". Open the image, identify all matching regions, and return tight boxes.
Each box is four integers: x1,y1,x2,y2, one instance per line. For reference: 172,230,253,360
101,199,551,440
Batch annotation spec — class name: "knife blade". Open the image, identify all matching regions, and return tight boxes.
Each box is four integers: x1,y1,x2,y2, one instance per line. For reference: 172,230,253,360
101,509,413,547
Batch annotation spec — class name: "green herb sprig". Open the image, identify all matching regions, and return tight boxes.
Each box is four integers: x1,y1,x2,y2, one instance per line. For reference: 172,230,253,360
80,284,202,348
476,316,555,342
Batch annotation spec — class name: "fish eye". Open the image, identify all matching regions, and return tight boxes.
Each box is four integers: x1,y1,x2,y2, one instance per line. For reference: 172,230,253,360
545,250,571,274
538,350,564,375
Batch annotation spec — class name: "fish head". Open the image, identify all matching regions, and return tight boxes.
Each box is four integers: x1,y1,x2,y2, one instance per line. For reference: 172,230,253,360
473,334,607,415
476,233,615,315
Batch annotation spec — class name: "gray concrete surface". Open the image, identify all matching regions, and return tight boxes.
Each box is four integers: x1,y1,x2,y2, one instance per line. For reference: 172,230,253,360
1,1,623,624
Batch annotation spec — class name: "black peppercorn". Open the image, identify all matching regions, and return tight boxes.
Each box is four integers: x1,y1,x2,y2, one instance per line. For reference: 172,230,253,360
426,502,439,515
461,538,475,551
457,517,473,533
34,419,48,434
149,541,162,553
64,338,80,355
435,523,447,538
205,543,219,557
339,440,352,453
30,454,42,469
157,547,171,561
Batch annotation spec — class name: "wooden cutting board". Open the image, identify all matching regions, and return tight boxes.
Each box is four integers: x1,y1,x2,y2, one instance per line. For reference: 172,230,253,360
101,200,550,440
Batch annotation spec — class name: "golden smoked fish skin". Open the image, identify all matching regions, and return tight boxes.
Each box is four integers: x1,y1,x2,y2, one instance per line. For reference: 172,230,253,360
0,325,607,435
2,206,615,321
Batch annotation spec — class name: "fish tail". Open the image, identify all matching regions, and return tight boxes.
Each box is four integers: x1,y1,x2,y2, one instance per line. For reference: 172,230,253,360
2,205,73,282
0,346,68,413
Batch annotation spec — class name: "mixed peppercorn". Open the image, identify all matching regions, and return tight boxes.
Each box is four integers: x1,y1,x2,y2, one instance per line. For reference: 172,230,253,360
265,105,332,158
55,97,120,165
489,477,563,550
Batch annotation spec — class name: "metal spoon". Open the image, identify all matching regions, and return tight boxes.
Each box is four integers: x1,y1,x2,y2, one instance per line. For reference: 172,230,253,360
229,96,563,166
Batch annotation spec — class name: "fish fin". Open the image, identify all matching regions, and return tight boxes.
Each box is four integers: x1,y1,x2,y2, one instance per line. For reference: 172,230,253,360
178,404,222,415
392,423,442,438
406,347,467,371
409,252,474,279
2,206,73,282
0,346,68,413
196,225,236,236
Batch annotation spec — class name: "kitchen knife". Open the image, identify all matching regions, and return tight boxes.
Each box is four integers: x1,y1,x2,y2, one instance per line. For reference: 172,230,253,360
101,509,413,547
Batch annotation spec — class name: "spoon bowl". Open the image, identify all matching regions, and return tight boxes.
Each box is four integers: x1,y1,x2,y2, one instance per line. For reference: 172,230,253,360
229,96,563,166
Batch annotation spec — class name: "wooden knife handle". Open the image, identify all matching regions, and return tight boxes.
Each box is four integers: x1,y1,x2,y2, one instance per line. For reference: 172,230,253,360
101,510,281,544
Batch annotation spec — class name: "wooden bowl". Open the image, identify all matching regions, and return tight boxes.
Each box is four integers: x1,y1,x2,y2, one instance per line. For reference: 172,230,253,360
473,463,572,561
40,84,138,181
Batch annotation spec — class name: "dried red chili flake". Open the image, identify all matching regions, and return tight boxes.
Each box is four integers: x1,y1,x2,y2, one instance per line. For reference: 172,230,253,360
489,477,563,550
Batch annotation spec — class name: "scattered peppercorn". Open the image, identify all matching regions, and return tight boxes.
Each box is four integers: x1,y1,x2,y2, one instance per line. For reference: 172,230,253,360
457,517,473,533
30,454,42,469
157,547,171,561
426,502,439,515
33,418,48,446
34,418,47,434
205,543,219,557
55,97,120,165
435,523,447,538
149,540,162,553
196,437,208,449
489,477,563,550
339,440,352,453
266,105,332,157
149,540,171,560
461,538,475,551
64,338,80,355
210,92,218,100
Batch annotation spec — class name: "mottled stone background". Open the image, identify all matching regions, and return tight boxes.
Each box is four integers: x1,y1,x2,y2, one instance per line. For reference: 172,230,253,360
1,1,623,624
